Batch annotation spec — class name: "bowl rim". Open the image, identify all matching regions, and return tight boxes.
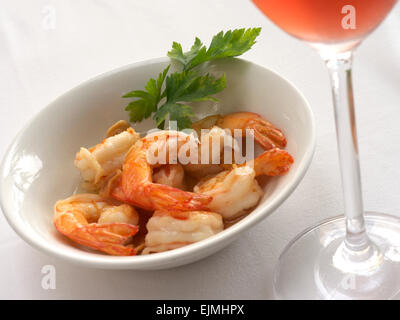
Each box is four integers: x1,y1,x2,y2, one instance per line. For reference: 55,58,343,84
0,57,316,269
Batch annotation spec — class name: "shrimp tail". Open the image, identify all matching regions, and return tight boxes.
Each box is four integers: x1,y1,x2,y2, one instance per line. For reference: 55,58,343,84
60,222,138,256
250,148,294,176
110,184,137,205
145,184,212,212
119,179,212,212
249,118,287,150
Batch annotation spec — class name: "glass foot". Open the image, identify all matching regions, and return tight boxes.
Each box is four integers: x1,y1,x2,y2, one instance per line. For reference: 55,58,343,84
273,212,400,299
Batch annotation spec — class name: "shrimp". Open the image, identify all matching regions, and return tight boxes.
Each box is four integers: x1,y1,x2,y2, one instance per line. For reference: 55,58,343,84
192,112,286,150
244,147,294,176
194,148,293,220
54,194,139,256
74,122,140,191
183,126,227,179
153,164,185,189
117,130,212,212
194,166,263,220
143,210,223,254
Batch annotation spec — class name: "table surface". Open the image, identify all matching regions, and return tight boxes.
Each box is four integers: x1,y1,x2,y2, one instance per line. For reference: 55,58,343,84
1,0,399,299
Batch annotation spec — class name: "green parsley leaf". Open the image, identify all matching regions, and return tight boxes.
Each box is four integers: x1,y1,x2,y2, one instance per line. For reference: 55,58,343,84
123,65,170,123
153,71,226,129
165,70,226,103
167,38,203,67
124,28,261,130
154,103,194,130
168,27,261,70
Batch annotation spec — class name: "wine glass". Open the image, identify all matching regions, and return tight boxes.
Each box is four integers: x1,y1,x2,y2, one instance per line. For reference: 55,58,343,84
252,0,399,299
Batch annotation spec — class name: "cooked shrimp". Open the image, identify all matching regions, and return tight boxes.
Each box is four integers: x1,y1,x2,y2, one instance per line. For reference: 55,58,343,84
245,147,294,176
117,130,212,212
194,148,293,220
183,126,227,179
74,122,140,191
143,210,223,254
54,194,139,256
192,112,286,150
153,164,185,189
194,166,263,220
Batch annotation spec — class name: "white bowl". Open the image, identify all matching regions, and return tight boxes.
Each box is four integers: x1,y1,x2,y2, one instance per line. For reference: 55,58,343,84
0,57,315,270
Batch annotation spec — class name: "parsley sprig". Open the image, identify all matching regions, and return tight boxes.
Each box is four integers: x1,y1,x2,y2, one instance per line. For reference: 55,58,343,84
123,28,261,130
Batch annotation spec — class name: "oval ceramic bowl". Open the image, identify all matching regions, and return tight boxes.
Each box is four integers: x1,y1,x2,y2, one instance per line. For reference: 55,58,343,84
0,57,315,269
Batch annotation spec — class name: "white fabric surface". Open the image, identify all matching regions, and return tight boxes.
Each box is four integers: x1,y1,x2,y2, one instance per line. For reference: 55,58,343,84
0,0,399,299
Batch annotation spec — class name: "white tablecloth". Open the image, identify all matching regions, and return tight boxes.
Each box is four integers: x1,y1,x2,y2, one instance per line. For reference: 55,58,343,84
1,0,399,299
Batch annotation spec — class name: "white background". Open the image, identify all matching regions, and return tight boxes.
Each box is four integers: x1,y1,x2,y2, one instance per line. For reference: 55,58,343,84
0,0,399,299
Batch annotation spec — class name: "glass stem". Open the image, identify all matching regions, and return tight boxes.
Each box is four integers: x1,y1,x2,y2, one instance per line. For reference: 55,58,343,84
325,51,372,256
